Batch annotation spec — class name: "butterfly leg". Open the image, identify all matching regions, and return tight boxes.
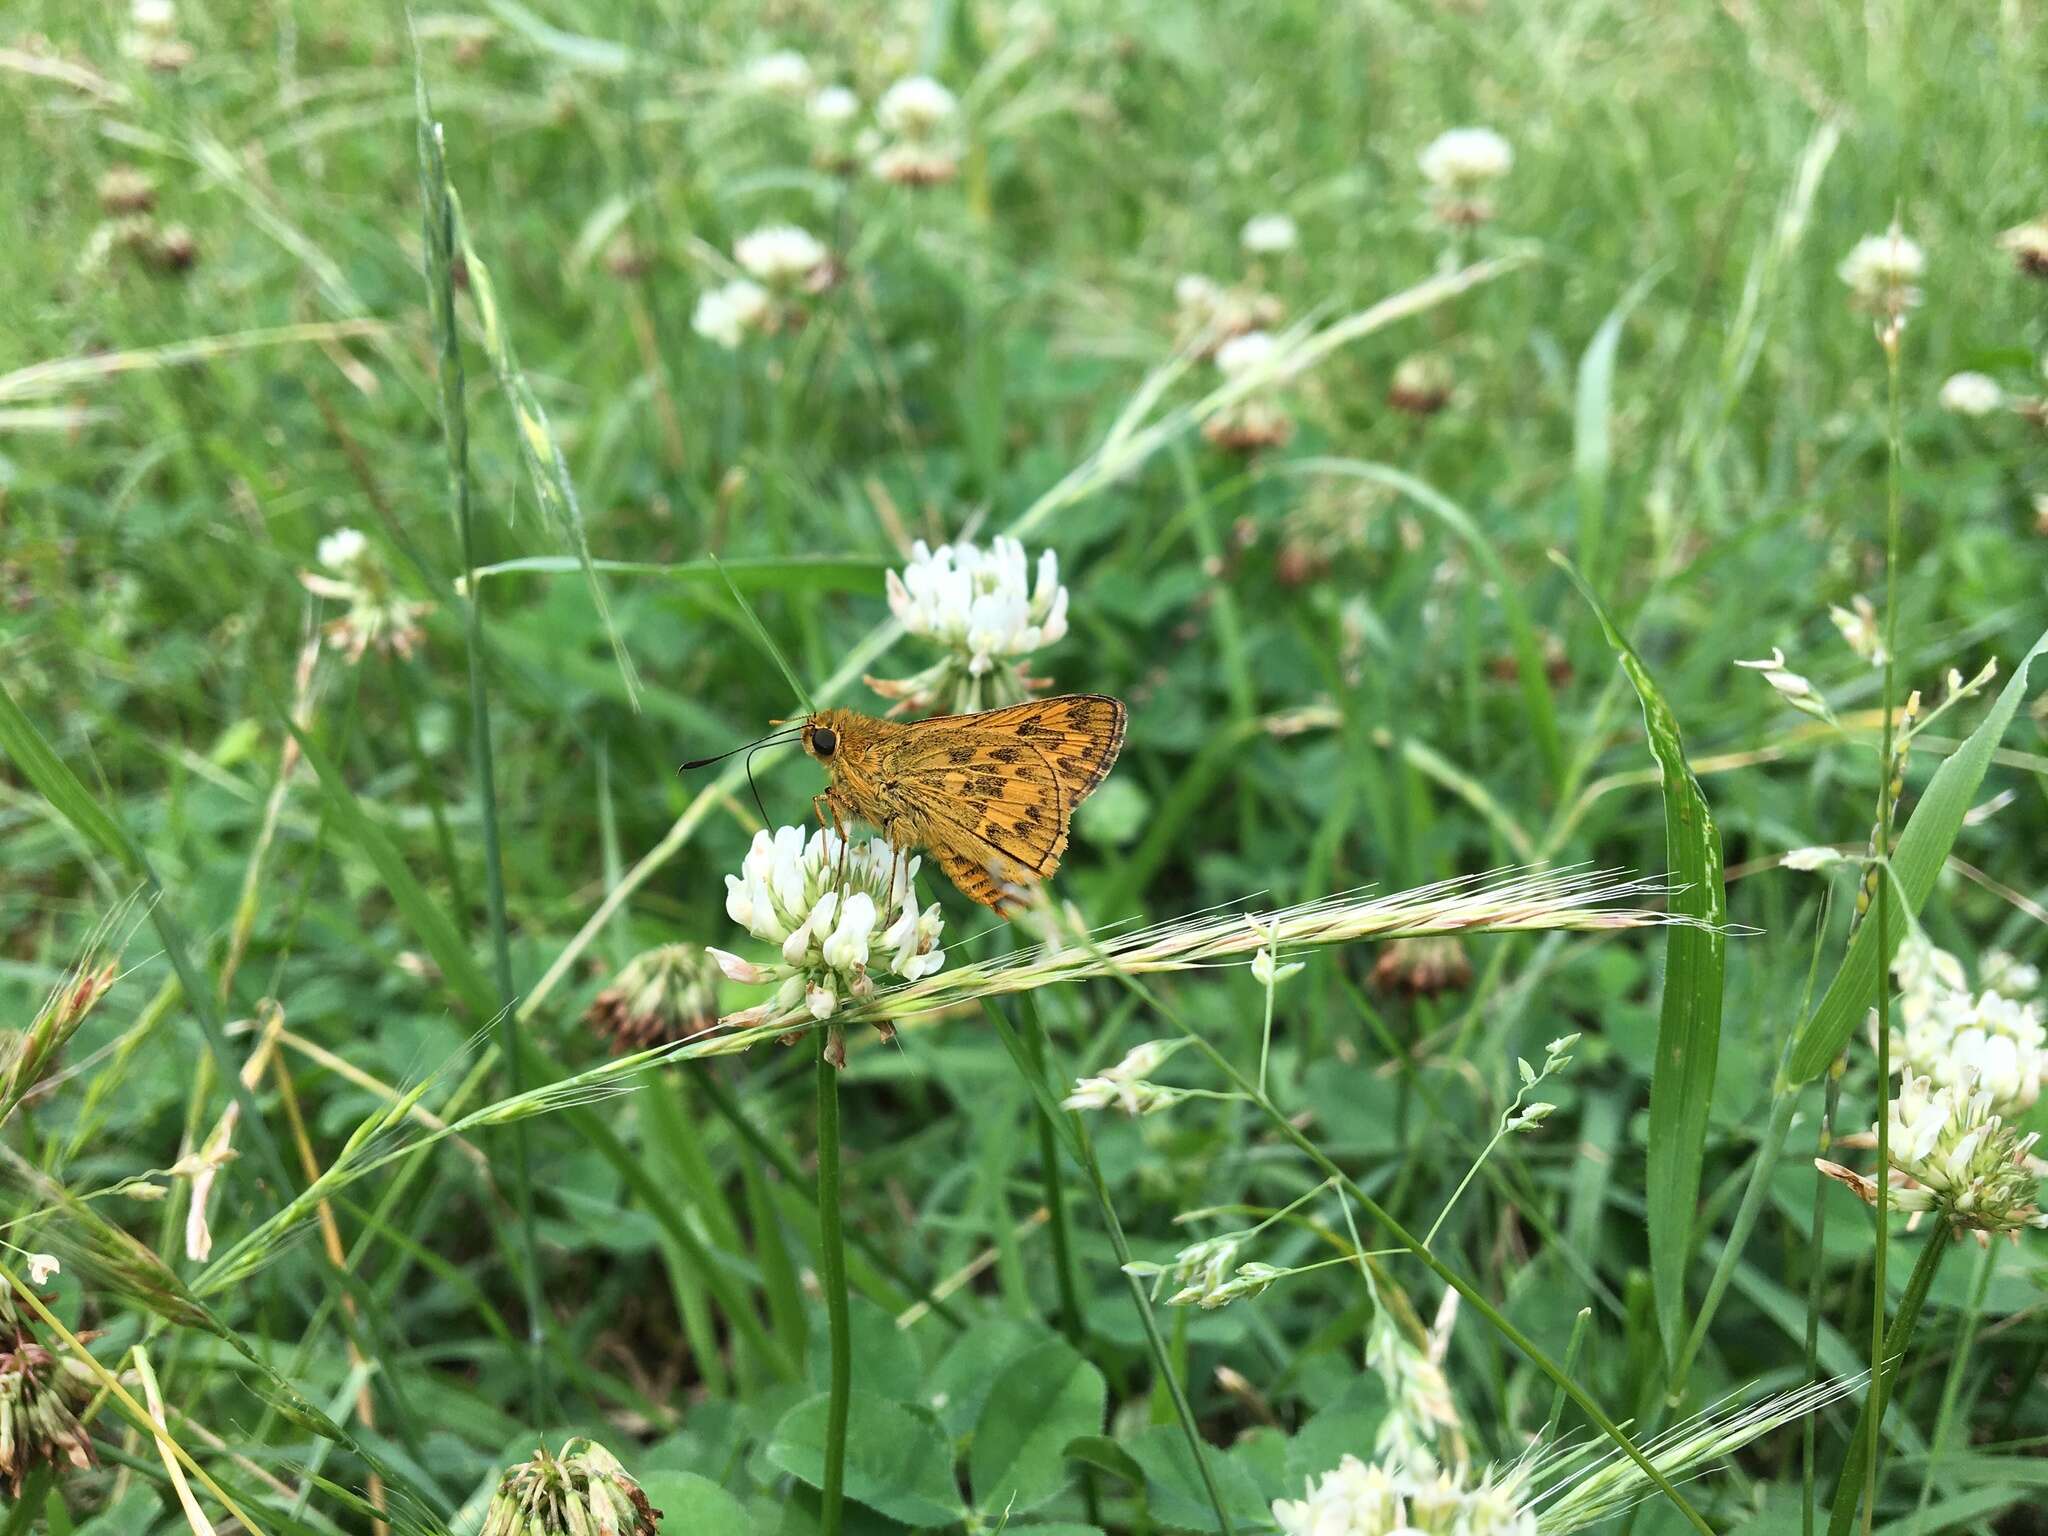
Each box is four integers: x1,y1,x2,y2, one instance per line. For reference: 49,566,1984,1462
814,793,854,896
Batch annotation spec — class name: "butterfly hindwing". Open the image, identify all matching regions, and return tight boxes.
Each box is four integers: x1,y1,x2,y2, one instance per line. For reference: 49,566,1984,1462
958,694,1127,804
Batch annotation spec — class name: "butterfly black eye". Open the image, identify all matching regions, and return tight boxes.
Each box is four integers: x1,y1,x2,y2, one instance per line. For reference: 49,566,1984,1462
811,727,837,758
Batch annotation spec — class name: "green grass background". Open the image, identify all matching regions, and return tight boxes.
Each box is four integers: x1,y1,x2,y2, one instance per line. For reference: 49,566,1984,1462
4,3,2047,1535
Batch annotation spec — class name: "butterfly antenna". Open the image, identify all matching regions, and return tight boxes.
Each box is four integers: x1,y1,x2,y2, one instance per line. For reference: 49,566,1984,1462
678,727,804,773
744,742,775,826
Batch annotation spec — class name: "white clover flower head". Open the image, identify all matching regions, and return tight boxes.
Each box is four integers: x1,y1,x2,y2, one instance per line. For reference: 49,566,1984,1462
743,49,812,97
24,1253,59,1285
1241,212,1299,254
1272,1454,1534,1536
869,141,960,187
1215,329,1281,378
807,84,860,126
1939,371,2004,416
302,534,425,662
1273,1454,1397,1536
589,943,720,1051
1881,1076,2045,1233
1388,352,1455,415
1999,215,2048,277
713,825,945,1026
886,535,1070,678
1417,126,1515,225
1175,272,1223,313
1419,127,1513,194
691,278,770,349
318,527,369,573
1890,931,2044,1114
1838,227,1925,316
877,75,957,139
131,0,176,32
734,224,829,286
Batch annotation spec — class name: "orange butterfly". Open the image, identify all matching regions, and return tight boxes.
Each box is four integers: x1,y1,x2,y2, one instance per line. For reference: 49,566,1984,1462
793,694,1127,916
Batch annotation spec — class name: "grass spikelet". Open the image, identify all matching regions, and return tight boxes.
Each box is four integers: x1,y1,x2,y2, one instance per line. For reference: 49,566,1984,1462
690,865,1705,1050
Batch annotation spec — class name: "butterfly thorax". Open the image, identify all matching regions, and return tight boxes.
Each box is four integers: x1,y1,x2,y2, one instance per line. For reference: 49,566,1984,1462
802,708,928,842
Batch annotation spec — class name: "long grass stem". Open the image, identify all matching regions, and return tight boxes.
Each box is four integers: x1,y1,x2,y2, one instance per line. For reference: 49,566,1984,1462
1864,303,1908,1536
414,60,545,1416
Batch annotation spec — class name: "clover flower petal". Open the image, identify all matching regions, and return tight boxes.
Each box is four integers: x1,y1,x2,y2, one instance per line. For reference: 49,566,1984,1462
710,826,945,1032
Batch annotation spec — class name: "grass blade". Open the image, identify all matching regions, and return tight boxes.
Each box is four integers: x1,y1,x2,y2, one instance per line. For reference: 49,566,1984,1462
1573,269,1660,594
1555,554,1726,1366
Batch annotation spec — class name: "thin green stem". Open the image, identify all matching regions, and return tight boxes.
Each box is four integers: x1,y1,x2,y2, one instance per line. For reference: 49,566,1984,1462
815,1033,850,1536
1825,1232,1949,1536
1865,313,1906,1536
1022,1002,1097,1527
1804,1055,1847,1536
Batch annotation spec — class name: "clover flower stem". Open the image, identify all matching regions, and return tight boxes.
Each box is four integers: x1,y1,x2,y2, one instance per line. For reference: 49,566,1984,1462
982,1001,1236,1536
815,1031,851,1536
691,1070,965,1330
1093,965,1718,1536
1803,1052,1847,1536
1823,1233,1948,1536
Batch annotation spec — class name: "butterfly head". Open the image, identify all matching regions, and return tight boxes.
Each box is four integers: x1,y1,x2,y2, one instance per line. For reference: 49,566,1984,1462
799,709,857,763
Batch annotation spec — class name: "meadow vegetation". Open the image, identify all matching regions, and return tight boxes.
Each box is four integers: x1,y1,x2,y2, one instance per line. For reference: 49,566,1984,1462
4,5,2048,1536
